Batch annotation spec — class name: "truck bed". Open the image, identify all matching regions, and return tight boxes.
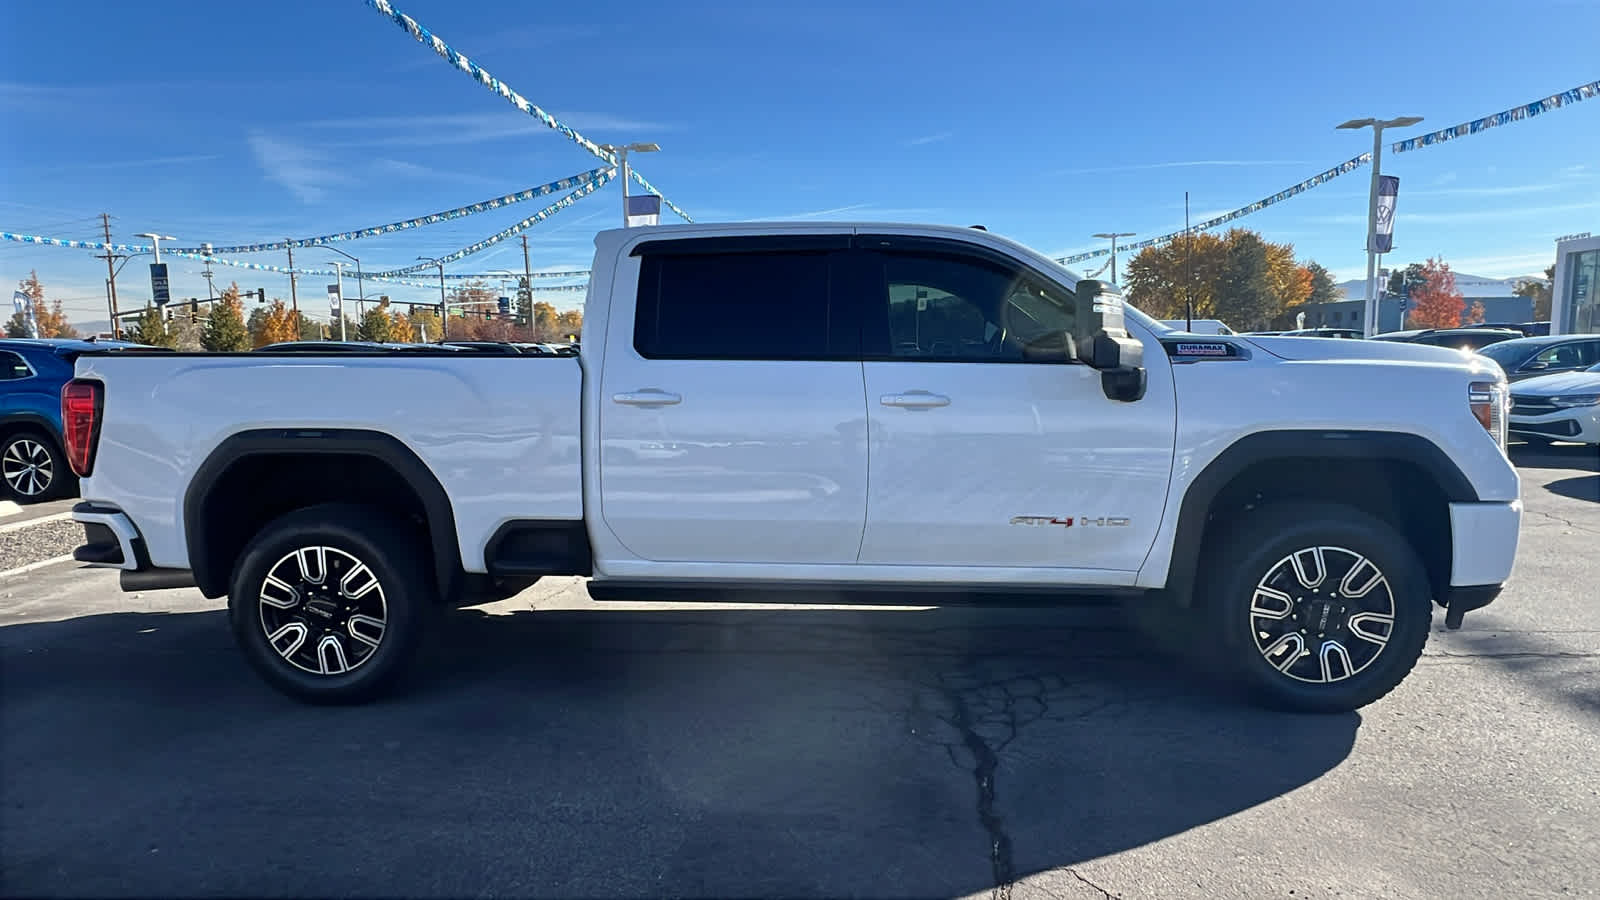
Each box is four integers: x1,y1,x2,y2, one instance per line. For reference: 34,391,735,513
73,352,583,573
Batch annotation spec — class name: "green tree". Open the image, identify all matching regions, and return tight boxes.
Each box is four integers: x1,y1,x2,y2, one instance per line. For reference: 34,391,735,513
1305,262,1339,305
1514,264,1555,320
1214,230,1277,331
200,283,249,351
357,300,394,343
297,312,325,341
126,305,177,348
1386,263,1427,300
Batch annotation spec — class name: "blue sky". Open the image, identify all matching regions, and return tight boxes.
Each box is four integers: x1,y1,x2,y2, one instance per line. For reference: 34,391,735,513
2,0,1597,330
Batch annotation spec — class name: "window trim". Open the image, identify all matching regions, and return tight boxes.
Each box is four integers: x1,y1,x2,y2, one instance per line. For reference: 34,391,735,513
853,236,1086,365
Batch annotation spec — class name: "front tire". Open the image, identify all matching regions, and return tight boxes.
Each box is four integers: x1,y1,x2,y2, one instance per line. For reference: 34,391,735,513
229,504,431,704
1205,502,1432,713
1,431,72,503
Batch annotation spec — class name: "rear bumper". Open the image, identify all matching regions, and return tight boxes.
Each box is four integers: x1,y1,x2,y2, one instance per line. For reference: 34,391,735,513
72,502,196,592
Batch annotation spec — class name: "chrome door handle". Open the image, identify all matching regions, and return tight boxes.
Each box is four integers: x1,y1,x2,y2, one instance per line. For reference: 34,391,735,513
880,391,951,409
612,389,682,407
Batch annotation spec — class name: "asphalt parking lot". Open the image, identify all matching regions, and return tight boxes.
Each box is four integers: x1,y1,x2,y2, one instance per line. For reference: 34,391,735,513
1,444,1596,899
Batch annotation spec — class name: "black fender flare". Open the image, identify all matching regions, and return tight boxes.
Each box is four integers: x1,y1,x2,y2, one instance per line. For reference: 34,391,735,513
183,429,463,599
0,412,63,443
1162,429,1478,601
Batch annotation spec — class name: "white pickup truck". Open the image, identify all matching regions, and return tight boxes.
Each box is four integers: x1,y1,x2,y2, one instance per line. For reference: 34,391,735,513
65,222,1521,711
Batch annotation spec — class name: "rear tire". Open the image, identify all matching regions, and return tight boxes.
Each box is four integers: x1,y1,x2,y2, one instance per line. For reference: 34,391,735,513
1203,502,1432,713
228,503,432,704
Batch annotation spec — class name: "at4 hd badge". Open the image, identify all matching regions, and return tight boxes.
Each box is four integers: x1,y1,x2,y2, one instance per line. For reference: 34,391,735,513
1010,515,1130,527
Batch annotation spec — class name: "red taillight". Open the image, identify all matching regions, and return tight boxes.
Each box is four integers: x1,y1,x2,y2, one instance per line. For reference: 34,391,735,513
61,379,103,477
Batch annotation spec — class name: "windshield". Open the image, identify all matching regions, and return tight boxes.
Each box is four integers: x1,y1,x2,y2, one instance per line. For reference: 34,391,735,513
1477,340,1535,366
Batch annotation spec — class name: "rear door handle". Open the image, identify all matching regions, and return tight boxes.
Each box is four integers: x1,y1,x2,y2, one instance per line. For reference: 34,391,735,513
880,391,951,409
612,389,682,407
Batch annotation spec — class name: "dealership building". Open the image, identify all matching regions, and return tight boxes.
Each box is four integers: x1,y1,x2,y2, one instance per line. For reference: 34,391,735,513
1552,232,1598,335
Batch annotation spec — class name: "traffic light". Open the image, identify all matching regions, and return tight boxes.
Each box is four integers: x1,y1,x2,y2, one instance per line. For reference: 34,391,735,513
255,288,266,303
483,310,492,320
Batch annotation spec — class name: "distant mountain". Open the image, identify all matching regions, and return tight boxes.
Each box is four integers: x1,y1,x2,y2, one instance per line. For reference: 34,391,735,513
1333,273,1545,300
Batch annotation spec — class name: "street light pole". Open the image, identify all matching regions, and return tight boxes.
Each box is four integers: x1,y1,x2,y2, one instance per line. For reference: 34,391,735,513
329,261,348,341
599,142,660,226
1338,115,1422,337
324,245,365,318
1091,232,1136,284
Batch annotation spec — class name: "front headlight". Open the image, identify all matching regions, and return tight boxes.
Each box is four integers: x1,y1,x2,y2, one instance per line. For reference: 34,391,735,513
1470,381,1508,451
1549,393,1600,408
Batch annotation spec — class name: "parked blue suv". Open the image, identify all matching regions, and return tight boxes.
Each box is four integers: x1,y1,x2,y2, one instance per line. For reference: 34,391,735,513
0,338,163,502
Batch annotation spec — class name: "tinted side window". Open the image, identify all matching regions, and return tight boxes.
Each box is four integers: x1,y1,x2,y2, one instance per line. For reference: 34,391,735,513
871,251,1076,362
1531,342,1588,369
0,351,32,380
635,251,838,360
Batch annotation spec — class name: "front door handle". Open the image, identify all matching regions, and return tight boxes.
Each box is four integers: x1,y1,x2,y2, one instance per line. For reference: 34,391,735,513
880,391,951,409
613,389,682,407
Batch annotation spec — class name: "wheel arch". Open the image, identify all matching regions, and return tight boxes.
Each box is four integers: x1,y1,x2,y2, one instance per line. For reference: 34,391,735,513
183,429,463,601
0,412,64,446
1165,430,1478,607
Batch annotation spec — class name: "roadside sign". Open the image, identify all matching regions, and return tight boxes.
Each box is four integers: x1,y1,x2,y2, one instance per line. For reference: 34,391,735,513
327,283,342,317
149,263,171,306
498,296,510,316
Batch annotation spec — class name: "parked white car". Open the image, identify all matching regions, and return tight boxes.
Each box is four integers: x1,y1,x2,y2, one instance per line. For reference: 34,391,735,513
1158,318,1234,335
1508,362,1600,445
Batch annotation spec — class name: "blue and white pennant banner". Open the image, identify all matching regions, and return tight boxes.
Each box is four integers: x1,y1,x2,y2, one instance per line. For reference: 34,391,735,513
1391,79,1599,154
363,0,691,224
373,171,613,276
169,168,611,255
1055,153,1371,265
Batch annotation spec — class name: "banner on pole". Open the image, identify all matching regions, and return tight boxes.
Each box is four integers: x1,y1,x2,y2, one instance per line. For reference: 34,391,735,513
1371,176,1399,254
328,283,342,318
626,194,662,228
12,291,37,338
149,263,171,306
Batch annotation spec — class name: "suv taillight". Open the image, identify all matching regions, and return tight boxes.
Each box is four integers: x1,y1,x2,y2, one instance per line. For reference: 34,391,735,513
61,379,103,477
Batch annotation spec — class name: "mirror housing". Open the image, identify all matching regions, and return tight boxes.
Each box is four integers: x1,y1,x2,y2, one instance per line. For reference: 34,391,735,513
1073,279,1147,401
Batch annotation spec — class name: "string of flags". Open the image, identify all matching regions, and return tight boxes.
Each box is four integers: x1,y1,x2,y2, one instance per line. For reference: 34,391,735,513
168,167,612,255
1391,79,1599,154
364,0,692,224
1055,154,1371,265
372,171,613,276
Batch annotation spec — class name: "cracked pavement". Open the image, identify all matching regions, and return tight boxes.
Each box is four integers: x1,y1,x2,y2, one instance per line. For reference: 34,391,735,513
1,443,1596,898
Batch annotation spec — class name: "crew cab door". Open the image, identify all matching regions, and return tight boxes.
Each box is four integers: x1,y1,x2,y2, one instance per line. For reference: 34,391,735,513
852,236,1175,573
597,234,869,563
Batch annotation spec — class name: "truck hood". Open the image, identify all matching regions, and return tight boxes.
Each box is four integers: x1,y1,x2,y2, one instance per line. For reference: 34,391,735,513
1507,370,1600,396
1240,335,1481,366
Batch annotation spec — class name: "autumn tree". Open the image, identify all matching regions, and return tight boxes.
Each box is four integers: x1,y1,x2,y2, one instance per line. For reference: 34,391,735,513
1407,257,1465,329
554,309,583,342
1466,300,1487,325
251,300,299,345
1124,233,1227,320
1514,264,1555,320
411,308,444,342
6,271,78,338
201,282,250,351
388,310,413,342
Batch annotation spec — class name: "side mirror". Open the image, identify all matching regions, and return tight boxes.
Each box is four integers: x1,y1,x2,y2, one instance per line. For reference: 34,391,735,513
1072,279,1147,402
1521,360,1549,371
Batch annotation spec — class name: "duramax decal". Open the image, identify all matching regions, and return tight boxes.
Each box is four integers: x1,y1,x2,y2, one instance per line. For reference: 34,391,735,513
1174,342,1231,356
1010,516,1074,527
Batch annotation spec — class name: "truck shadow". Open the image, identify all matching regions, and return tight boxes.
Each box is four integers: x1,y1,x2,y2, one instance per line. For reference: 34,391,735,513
1,604,1358,898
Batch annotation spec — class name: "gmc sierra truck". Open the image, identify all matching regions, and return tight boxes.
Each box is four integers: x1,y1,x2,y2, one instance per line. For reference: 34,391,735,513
65,223,1521,711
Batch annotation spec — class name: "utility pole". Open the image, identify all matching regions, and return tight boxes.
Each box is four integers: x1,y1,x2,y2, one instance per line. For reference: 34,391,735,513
285,241,300,328
95,214,123,339
329,262,349,341
600,142,661,226
201,257,217,301
418,257,447,341
1091,231,1136,285
521,234,534,332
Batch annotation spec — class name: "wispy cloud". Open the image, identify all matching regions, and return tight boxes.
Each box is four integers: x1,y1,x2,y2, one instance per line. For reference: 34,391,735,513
1054,159,1312,176
369,158,501,187
1561,163,1591,178
906,131,952,147
248,132,351,203
1431,171,1458,186
297,111,673,149
1439,251,1561,279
